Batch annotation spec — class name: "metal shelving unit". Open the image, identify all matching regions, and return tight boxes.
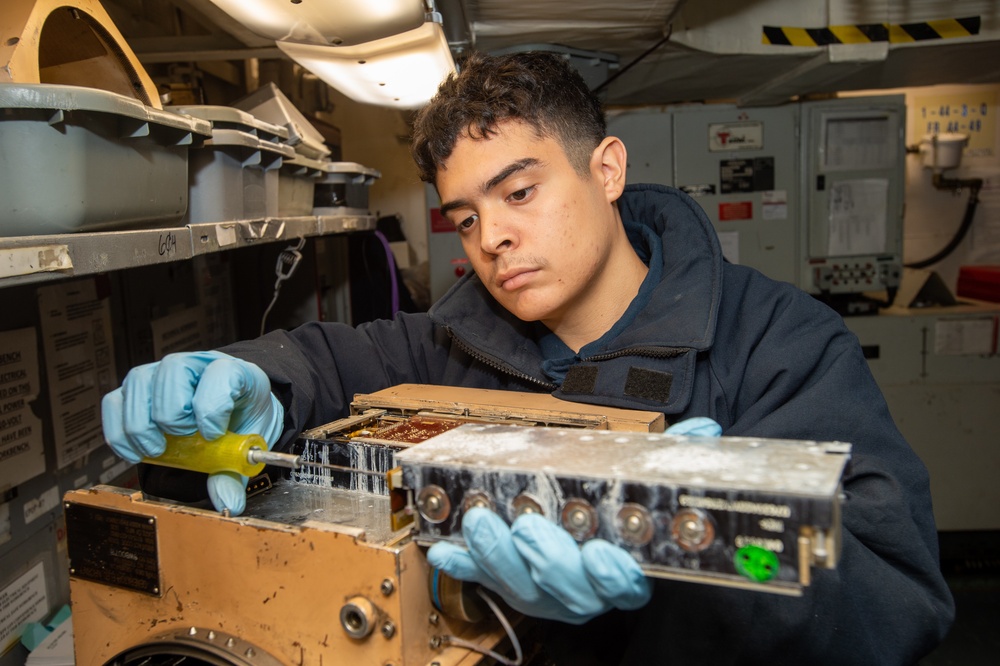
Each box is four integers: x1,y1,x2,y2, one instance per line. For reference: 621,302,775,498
0,211,375,288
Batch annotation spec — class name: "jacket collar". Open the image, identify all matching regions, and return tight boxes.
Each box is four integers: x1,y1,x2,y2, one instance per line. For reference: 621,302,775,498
429,184,723,376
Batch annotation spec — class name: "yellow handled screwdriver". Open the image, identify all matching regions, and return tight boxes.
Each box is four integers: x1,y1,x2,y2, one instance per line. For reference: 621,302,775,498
142,431,385,478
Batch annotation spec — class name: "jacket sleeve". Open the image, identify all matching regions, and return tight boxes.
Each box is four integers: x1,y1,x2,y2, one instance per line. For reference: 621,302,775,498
628,267,954,665
220,312,451,450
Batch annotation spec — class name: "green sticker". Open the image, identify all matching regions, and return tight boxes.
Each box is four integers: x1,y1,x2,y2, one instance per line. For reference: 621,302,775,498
734,545,780,582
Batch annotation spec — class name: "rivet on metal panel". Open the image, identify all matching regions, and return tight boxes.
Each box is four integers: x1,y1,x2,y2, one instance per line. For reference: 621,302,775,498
380,578,395,596
381,620,396,639
428,611,440,625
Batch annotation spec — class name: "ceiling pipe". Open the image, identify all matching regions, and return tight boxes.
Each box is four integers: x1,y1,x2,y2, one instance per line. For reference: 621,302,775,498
434,0,474,56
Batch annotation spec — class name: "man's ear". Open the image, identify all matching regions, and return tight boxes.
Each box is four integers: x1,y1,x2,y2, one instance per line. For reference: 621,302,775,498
593,136,627,202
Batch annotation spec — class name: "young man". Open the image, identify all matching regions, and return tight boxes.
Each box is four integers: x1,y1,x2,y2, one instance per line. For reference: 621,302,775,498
103,52,954,663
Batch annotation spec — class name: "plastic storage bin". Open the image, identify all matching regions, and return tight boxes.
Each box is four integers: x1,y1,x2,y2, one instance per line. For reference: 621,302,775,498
0,83,211,236
313,162,381,213
278,153,326,216
171,105,294,224
233,82,331,161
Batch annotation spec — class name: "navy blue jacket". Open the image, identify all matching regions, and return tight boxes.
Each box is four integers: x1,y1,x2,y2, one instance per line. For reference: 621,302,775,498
225,184,954,664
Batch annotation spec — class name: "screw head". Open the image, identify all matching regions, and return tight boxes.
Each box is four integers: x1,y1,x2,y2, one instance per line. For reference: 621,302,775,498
381,620,396,639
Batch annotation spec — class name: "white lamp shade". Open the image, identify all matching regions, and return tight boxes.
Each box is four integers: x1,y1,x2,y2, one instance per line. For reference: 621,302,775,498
277,22,457,109
204,0,426,45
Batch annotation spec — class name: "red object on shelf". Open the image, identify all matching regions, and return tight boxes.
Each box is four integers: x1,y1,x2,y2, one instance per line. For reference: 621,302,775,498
957,265,1000,303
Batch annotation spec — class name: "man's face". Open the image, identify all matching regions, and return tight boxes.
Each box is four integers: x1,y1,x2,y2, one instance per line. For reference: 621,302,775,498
435,120,623,331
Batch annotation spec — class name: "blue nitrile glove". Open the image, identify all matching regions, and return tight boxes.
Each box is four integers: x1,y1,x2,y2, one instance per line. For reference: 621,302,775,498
665,416,722,437
101,350,284,515
427,508,651,625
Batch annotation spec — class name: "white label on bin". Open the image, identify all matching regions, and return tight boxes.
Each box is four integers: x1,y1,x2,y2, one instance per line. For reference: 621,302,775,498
0,246,72,279
216,225,238,247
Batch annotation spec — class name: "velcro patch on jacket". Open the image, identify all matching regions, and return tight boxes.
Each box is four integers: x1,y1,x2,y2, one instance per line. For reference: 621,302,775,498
624,367,673,403
562,365,598,394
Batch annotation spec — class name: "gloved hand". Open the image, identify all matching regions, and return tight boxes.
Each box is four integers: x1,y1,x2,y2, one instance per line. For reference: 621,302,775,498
665,416,722,437
427,508,651,625
101,350,284,515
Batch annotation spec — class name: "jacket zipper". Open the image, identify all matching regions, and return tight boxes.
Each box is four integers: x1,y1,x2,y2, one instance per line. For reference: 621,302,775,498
583,346,690,363
450,331,689,388
448,331,557,390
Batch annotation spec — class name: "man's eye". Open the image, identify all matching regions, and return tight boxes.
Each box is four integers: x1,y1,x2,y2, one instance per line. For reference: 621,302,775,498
457,214,478,230
507,186,534,203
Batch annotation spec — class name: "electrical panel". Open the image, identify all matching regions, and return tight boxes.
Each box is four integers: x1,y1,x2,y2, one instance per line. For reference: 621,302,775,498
607,96,906,308
671,104,800,286
799,97,905,301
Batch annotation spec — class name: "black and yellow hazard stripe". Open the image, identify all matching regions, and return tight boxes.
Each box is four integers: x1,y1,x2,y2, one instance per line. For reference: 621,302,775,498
763,16,980,46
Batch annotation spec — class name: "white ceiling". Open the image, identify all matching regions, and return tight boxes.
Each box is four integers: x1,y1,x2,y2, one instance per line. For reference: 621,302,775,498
455,0,1000,106
113,0,1000,107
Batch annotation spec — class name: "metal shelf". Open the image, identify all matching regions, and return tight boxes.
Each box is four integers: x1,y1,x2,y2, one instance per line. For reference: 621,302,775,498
0,211,375,288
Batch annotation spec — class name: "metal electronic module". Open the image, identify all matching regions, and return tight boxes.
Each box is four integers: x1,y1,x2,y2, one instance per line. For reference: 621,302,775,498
397,424,850,595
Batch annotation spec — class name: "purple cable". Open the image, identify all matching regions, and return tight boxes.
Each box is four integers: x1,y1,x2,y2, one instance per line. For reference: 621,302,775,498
373,229,400,316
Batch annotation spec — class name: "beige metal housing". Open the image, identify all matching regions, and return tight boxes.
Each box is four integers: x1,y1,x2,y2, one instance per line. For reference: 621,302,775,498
66,484,506,665
1,0,160,106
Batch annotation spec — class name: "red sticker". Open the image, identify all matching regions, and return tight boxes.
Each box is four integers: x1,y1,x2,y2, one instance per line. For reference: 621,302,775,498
718,201,753,221
430,208,454,233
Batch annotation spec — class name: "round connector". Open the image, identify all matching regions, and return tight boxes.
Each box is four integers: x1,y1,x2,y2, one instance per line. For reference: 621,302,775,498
340,596,376,639
511,493,544,518
462,490,495,513
670,508,715,552
616,503,654,547
416,485,451,524
561,498,598,541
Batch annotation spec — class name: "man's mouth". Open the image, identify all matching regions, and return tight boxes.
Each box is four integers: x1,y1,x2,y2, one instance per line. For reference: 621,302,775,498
498,267,538,291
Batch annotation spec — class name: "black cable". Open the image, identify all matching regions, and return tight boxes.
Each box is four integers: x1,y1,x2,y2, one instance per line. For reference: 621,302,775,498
591,25,674,95
905,175,983,270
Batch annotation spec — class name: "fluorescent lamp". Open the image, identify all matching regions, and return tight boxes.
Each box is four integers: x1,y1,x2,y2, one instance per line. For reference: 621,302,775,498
277,22,456,109
204,0,426,45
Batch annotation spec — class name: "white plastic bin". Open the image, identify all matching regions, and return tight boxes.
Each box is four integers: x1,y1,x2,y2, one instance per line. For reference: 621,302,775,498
313,162,381,213
170,105,294,223
278,153,326,216
0,83,211,236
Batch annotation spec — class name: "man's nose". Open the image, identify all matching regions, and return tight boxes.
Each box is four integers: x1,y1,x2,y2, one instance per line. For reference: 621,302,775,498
480,213,515,254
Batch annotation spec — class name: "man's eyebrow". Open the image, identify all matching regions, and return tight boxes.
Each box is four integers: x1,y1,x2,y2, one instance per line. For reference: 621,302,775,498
439,157,541,217
482,157,540,195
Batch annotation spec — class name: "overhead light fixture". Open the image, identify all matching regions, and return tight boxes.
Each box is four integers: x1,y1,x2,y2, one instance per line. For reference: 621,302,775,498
203,0,426,45
277,21,456,109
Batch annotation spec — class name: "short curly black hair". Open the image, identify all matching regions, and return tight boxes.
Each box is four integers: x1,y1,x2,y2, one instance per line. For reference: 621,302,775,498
410,50,607,184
